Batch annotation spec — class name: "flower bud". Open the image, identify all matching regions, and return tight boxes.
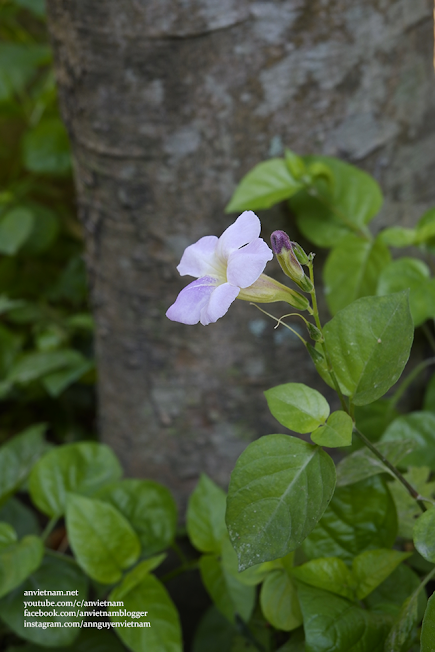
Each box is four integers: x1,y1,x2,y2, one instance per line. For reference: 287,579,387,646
270,231,313,292
307,322,324,342
238,274,310,311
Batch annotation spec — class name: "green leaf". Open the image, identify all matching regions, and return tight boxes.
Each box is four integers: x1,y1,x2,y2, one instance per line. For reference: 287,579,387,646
0,554,88,647
413,508,435,563
29,441,122,517
384,589,422,652
187,474,227,554
66,493,140,584
0,424,48,506
323,234,391,315
0,535,43,598
22,117,71,176
8,349,87,385
377,258,435,327
264,383,330,434
352,549,411,600
226,434,336,570
303,476,397,563
310,410,353,448
290,156,382,247
297,583,391,652
226,159,303,212
336,440,415,487
192,607,238,652
97,479,177,556
377,227,416,247
380,412,435,470
389,467,435,539
354,399,398,446
365,563,426,618
291,557,354,600
0,523,16,548
42,360,94,397
220,535,271,586
260,569,302,631
20,204,59,255
0,207,34,256
109,565,182,652
284,149,307,179
0,498,40,538
322,292,413,405
0,44,51,102
199,554,255,623
0,295,25,316
421,592,435,652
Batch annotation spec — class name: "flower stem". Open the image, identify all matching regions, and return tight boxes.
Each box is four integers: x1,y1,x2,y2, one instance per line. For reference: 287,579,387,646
307,261,348,413
42,517,58,543
160,559,199,584
353,426,426,512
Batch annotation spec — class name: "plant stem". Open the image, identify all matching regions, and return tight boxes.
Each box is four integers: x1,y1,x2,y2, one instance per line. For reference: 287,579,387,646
353,427,426,512
423,323,435,354
388,356,435,414
160,559,199,584
42,517,58,543
171,541,188,564
307,262,348,413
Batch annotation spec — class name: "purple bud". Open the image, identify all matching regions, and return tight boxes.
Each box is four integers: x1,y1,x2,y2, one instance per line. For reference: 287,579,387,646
270,230,293,256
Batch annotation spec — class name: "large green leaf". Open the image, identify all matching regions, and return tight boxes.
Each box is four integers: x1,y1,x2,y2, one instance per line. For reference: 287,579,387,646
0,498,40,538
290,156,382,247
380,412,435,470
29,441,122,517
297,583,391,652
0,424,48,506
365,563,427,619
260,569,302,631
0,534,43,598
226,159,303,212
352,549,411,600
324,234,391,315
310,410,353,448
421,592,435,652
23,117,71,176
109,564,182,652
384,587,423,652
220,535,272,586
413,508,435,564
226,434,336,570
264,383,330,434
97,479,177,556
0,207,34,256
377,258,435,327
336,440,415,487
303,476,397,562
0,554,88,647
199,554,255,623
187,474,227,554
66,493,140,584
322,292,413,405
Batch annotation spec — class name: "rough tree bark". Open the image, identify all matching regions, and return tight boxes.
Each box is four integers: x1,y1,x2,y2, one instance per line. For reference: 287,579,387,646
46,0,435,509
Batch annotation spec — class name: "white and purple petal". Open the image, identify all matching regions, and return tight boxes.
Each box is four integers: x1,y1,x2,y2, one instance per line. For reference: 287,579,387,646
216,211,261,260
226,238,273,288
166,276,218,325
200,282,240,325
177,235,221,278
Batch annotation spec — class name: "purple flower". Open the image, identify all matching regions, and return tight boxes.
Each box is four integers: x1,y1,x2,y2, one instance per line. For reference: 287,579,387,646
166,211,273,325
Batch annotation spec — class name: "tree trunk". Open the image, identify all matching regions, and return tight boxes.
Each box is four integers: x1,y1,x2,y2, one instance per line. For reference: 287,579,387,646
45,0,435,509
